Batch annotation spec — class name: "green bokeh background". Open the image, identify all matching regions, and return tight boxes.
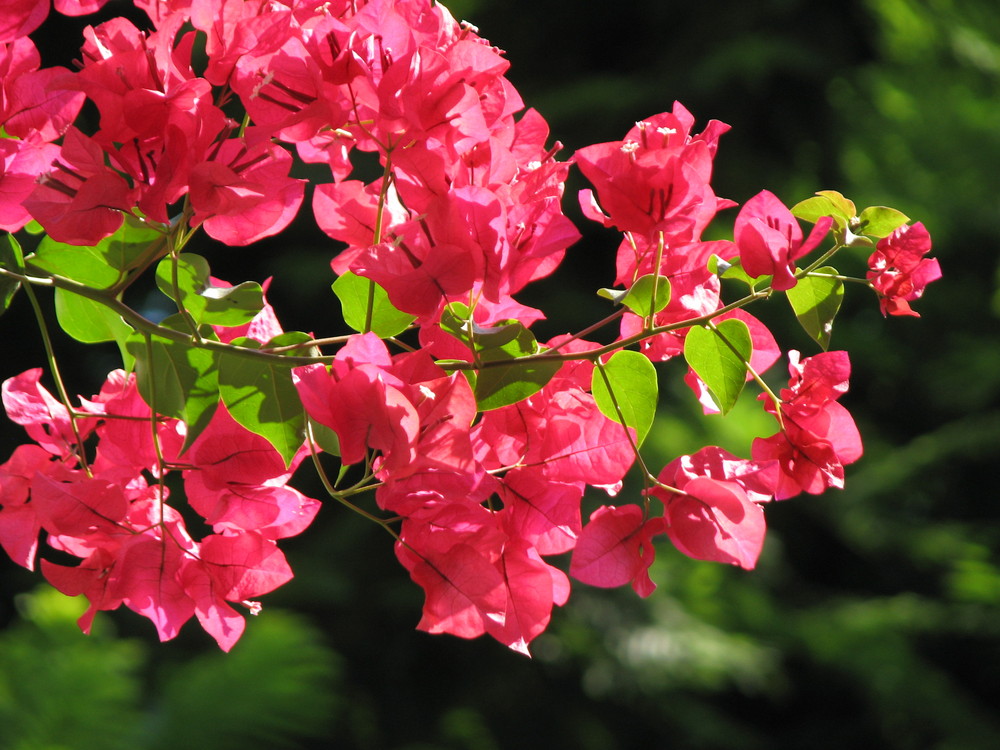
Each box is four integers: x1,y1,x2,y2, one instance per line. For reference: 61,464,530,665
2,0,999,747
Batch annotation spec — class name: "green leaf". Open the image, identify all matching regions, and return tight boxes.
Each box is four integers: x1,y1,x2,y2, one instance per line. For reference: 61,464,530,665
791,191,872,247
474,320,559,409
96,216,163,273
435,305,560,408
474,356,561,411
474,320,535,353
627,274,671,315
53,288,128,343
54,288,135,368
709,254,761,288
218,339,305,467
439,302,473,347
596,287,627,304
841,226,875,248
857,206,910,239
598,274,671,316
792,191,856,226
126,324,220,451
307,417,341,457
591,350,658,447
786,266,844,350
440,303,530,356
263,331,321,358
473,319,543,365
196,281,264,327
332,271,415,338
683,320,752,415
27,217,162,288
155,253,263,327
29,237,120,289
0,233,24,316
156,252,208,303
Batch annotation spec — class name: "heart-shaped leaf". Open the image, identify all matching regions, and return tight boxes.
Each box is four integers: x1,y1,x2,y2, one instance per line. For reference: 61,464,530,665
683,319,752,415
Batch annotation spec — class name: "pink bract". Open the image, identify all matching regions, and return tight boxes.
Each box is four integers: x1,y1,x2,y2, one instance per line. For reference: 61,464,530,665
734,190,833,291
867,221,941,317
752,351,863,499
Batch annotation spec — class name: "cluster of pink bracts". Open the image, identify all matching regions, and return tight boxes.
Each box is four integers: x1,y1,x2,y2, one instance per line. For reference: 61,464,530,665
0,0,938,653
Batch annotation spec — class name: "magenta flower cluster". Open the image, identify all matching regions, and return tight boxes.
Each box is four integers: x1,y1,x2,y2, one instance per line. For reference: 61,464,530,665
0,0,938,653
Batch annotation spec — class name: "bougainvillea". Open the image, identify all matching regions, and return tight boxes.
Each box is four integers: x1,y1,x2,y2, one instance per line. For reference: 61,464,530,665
0,0,938,654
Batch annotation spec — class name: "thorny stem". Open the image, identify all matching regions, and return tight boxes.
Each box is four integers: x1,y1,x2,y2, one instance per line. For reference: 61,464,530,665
444,286,773,371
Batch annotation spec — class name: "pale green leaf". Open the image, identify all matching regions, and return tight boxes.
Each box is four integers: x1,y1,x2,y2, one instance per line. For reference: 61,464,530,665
598,274,671,316
156,254,263,327
857,206,910,239
98,216,163,273
126,325,220,451
29,237,120,289
474,357,560,411
218,342,305,467
786,266,844,350
709,254,760,288
683,320,752,415
55,288,134,368
621,274,671,316
27,217,162,288
0,233,23,315
792,191,856,225
332,271,415,338
591,350,658,446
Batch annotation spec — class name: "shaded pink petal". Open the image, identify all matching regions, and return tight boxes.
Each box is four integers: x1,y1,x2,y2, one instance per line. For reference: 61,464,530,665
31,473,129,538
199,531,294,600
118,535,196,642
0,503,40,570
486,541,565,655
664,477,766,570
404,542,507,641
180,562,247,652
0,0,48,43
570,504,663,596
499,467,583,555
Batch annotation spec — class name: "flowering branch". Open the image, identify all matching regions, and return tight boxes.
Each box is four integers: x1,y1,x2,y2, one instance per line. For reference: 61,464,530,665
0,0,939,655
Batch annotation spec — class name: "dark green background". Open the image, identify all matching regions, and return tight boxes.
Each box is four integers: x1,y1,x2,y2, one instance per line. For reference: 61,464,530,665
2,0,999,747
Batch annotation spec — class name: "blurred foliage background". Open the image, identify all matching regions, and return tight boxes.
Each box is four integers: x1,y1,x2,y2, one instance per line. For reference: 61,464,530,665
2,0,999,747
